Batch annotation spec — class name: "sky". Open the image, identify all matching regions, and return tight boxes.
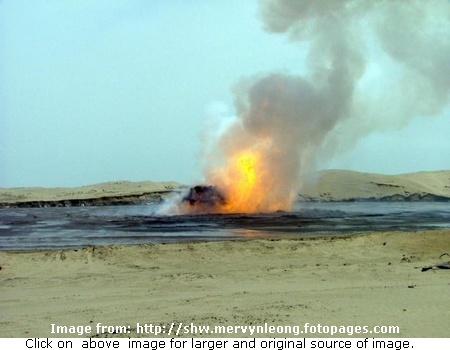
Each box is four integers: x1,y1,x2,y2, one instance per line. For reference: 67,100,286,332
1,0,449,188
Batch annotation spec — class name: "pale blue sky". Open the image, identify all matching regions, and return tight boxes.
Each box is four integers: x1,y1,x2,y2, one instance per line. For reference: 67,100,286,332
1,0,449,188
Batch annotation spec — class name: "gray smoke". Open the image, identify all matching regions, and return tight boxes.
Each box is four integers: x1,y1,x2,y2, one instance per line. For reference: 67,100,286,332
202,0,450,212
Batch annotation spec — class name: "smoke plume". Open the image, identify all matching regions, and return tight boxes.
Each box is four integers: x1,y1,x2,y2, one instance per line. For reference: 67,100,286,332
195,0,450,213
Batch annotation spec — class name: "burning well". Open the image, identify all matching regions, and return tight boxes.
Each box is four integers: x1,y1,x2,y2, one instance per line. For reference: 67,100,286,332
176,0,450,215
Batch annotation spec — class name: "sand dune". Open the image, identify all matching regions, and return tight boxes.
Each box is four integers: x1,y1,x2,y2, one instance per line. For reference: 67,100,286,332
299,170,450,201
1,230,449,338
1,170,449,207
0,180,186,207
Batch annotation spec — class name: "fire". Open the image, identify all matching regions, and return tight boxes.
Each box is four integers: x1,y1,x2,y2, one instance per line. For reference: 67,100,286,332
178,144,293,214
205,143,292,213
222,151,262,212
174,111,297,214
235,152,258,196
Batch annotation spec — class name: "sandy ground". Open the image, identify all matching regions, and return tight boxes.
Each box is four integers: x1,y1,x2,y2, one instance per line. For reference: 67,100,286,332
0,180,185,204
1,230,449,338
299,170,450,201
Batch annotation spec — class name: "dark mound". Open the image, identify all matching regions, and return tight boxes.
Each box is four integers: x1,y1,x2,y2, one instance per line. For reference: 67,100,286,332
182,185,226,207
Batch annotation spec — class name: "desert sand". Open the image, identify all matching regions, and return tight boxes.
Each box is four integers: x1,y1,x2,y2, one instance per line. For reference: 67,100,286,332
299,170,450,201
0,180,185,206
1,230,449,338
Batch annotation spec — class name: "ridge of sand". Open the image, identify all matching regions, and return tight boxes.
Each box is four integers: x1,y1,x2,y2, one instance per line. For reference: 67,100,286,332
0,180,186,206
299,169,450,201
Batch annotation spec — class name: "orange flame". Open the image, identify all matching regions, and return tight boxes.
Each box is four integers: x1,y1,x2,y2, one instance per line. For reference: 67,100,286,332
207,142,292,213
222,151,262,212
